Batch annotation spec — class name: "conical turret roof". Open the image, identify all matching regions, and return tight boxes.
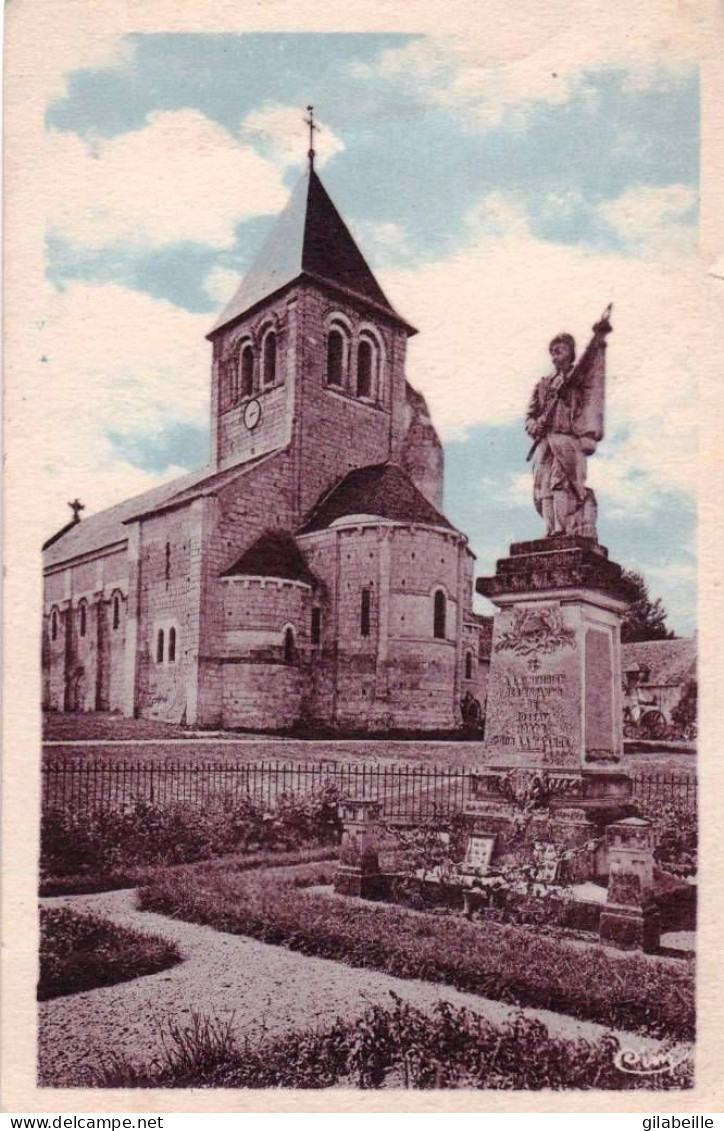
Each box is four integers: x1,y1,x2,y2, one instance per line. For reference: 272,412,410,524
209,168,416,337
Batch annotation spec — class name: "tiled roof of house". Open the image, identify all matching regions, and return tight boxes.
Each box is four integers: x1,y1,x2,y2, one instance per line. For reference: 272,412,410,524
221,530,317,586
298,462,455,535
209,168,416,337
621,638,696,686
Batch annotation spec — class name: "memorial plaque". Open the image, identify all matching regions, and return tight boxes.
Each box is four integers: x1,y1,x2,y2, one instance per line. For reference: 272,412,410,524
483,602,581,767
585,627,616,762
532,842,559,884
465,834,496,873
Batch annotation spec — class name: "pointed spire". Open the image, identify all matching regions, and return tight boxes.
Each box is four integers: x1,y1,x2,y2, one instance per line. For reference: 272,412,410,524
209,155,417,339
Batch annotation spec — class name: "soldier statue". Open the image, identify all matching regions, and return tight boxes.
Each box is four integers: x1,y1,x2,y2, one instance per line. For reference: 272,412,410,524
525,305,613,540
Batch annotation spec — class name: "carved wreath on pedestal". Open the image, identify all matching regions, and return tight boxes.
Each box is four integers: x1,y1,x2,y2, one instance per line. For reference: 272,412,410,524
495,606,575,657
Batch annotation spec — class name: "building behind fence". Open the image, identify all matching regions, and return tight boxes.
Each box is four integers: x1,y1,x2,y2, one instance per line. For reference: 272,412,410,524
42,759,697,819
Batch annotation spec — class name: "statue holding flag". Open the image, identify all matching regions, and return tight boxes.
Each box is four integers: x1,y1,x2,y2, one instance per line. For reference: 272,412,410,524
525,305,613,540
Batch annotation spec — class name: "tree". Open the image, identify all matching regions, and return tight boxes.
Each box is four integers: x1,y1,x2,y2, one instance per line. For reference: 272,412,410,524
620,570,675,643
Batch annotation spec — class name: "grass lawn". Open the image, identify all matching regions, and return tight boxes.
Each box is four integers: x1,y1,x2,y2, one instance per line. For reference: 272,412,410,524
38,907,181,999
40,845,339,897
139,861,695,1041
43,714,695,772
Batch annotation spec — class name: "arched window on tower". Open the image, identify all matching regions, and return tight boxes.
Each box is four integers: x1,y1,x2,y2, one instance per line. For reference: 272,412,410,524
433,589,446,640
51,608,59,642
311,607,322,646
465,650,473,680
262,331,277,387
360,588,372,637
326,327,345,387
156,629,165,664
283,626,296,664
356,337,375,399
79,602,87,638
168,627,176,664
112,595,121,630
240,344,254,398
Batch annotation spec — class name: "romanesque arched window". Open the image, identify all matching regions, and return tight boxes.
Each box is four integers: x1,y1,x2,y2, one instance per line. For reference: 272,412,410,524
112,594,121,630
168,627,176,664
465,650,473,680
356,337,375,399
311,607,322,646
326,327,345,387
156,629,165,664
262,330,277,387
51,608,59,642
433,589,446,640
79,601,87,638
283,626,296,664
360,587,372,637
240,344,254,398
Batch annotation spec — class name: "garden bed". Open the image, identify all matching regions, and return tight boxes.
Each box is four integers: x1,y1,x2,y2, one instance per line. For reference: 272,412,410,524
89,998,692,1091
38,907,181,999
138,862,695,1040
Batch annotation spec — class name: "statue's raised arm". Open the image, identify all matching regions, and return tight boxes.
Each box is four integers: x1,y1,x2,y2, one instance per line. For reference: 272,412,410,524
525,305,613,541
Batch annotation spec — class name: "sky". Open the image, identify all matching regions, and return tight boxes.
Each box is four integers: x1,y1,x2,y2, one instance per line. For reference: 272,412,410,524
39,30,704,634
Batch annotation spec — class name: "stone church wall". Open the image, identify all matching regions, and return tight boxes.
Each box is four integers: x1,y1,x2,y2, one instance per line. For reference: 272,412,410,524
213,291,297,472
133,504,204,724
292,286,410,521
298,522,467,731
195,452,297,726
218,577,312,729
43,548,129,713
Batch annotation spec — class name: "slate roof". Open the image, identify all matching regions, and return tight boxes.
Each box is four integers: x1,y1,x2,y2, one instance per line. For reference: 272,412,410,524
621,638,696,687
298,462,455,535
42,452,281,569
209,168,416,338
221,530,317,586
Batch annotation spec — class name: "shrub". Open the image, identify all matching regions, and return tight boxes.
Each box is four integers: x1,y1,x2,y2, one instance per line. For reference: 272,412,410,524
41,785,343,880
638,799,698,879
38,908,181,999
139,865,695,1040
88,999,692,1091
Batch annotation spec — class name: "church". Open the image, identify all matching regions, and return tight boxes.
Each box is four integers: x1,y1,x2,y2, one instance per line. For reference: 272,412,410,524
42,152,490,731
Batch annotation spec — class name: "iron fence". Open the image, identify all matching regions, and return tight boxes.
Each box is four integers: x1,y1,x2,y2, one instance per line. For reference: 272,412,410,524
41,759,696,819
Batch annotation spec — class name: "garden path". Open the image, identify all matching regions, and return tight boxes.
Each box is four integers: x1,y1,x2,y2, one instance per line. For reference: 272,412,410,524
39,888,689,1086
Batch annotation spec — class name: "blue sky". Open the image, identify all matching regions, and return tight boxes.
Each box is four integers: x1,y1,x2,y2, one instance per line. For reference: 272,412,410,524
43,33,700,633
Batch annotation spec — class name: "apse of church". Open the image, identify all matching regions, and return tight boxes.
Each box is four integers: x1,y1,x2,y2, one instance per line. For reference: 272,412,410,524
42,140,489,732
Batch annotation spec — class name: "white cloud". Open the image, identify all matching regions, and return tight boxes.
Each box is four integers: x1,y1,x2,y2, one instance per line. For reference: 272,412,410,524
598,184,698,260
203,266,242,306
383,188,713,515
28,281,212,533
43,30,136,103
350,4,706,127
47,110,290,251
239,104,345,170
352,37,595,128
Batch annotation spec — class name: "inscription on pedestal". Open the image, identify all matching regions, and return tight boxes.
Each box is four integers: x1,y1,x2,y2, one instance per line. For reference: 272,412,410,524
585,627,616,762
484,603,580,767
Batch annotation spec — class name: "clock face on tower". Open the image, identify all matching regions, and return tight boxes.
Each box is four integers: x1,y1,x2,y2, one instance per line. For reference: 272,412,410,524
243,399,262,431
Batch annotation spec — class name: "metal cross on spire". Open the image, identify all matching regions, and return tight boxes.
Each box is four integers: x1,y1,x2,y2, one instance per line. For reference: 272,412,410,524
68,498,85,523
304,105,319,170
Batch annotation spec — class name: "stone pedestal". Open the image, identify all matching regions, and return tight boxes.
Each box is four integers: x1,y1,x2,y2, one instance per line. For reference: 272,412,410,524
471,536,638,878
333,799,386,900
599,817,660,952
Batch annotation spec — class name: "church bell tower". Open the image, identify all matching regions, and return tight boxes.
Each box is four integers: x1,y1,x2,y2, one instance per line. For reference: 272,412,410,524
206,113,420,524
